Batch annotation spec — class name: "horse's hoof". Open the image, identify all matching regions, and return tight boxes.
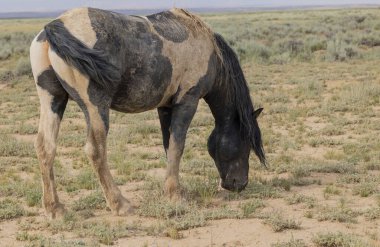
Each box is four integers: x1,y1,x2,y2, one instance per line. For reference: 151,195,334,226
115,197,134,216
45,203,66,219
164,176,180,198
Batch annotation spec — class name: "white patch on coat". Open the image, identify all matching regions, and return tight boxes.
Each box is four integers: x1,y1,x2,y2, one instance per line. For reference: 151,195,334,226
59,8,97,48
151,10,215,105
30,30,51,82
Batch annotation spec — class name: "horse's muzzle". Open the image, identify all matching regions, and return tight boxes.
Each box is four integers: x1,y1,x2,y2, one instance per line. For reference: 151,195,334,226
221,178,248,192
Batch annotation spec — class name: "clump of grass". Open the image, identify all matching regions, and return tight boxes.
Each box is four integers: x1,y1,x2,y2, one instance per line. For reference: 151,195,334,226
316,205,359,223
24,182,42,207
312,232,368,247
0,70,14,81
0,135,35,157
323,185,341,199
320,125,345,136
204,205,241,220
0,198,25,220
313,163,357,174
164,227,183,239
352,182,378,197
338,174,362,184
165,211,207,231
290,165,312,179
182,175,218,205
271,237,307,247
72,191,106,211
79,221,130,245
364,207,380,220
286,194,316,208
17,231,99,247
138,195,191,219
234,180,281,200
240,199,265,217
64,169,99,192
0,47,12,60
138,180,191,219
266,177,292,191
16,231,41,242
323,150,345,161
261,211,301,232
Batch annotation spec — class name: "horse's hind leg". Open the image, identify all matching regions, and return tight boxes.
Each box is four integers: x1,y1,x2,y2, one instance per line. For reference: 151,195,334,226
83,103,132,215
48,50,132,215
31,33,68,218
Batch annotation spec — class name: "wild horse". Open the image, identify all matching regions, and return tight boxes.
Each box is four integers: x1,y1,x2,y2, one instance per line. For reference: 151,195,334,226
30,7,265,218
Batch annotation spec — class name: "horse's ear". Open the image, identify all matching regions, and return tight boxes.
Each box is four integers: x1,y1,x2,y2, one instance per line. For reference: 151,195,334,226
252,108,263,119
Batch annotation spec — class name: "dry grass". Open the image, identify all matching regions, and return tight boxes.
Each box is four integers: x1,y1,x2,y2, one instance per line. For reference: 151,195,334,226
0,7,380,247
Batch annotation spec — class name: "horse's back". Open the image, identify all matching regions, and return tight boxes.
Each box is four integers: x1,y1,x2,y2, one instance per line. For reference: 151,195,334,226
46,8,217,113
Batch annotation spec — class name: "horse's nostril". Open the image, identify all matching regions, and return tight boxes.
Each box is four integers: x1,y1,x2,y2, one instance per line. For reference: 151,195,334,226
232,179,237,188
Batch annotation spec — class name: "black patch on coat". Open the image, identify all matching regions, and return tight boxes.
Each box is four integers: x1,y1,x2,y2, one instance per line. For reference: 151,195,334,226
147,11,189,43
157,107,171,153
55,74,110,131
87,8,173,113
54,74,90,129
36,67,68,119
36,30,47,42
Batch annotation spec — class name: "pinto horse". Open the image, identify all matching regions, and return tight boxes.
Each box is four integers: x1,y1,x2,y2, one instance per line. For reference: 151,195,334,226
30,7,265,218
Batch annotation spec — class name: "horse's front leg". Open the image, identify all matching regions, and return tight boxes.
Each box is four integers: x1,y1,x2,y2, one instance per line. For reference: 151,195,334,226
159,98,199,198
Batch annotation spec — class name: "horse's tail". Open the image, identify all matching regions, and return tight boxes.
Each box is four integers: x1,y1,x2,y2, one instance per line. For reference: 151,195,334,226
44,19,120,94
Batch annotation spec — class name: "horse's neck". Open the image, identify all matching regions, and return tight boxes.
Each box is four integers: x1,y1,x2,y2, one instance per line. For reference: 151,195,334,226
204,88,236,128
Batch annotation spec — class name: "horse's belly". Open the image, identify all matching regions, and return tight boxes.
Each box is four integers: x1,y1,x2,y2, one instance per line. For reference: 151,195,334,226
110,78,172,113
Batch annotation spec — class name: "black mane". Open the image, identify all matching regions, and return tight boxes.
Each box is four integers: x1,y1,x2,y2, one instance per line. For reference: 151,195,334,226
214,33,266,166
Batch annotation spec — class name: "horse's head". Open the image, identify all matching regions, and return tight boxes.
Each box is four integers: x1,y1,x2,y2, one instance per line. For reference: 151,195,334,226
207,108,264,192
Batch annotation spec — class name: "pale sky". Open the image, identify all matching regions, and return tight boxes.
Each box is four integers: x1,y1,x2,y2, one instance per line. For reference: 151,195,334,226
0,0,379,12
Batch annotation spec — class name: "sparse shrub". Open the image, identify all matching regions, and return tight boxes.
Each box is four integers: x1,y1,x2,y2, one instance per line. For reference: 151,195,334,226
316,205,359,223
164,227,183,239
205,205,240,220
364,207,380,220
261,211,301,232
79,221,129,245
286,194,316,208
272,237,307,247
14,57,32,77
0,70,14,81
359,35,380,47
0,135,35,157
320,125,345,136
72,191,106,211
323,185,341,198
0,198,25,220
312,232,368,247
276,39,304,57
326,35,361,61
138,184,191,219
182,175,218,205
25,183,42,207
165,211,207,231
352,182,378,197
309,39,328,52
240,199,265,217
0,47,12,60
